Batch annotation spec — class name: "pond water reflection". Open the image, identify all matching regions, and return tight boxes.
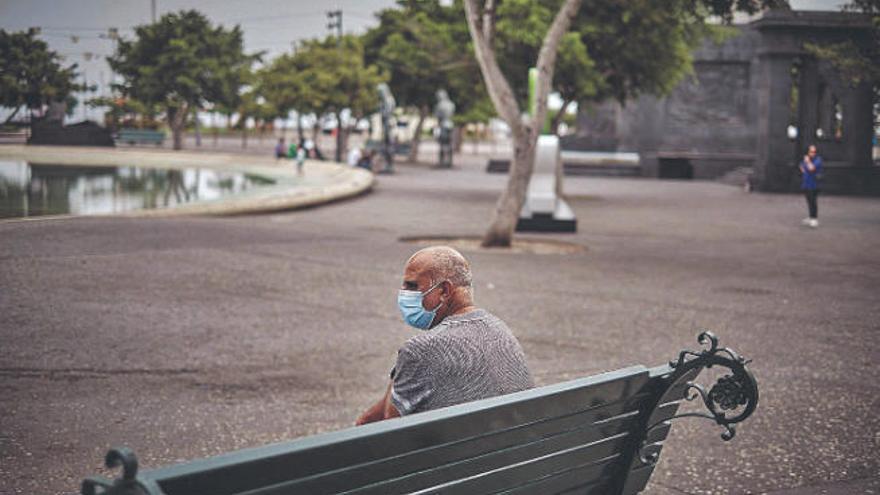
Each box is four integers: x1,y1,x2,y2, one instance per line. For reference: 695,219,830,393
0,161,276,218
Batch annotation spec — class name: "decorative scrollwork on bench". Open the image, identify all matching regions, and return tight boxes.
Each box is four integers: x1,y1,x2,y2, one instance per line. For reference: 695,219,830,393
638,331,759,465
81,447,163,495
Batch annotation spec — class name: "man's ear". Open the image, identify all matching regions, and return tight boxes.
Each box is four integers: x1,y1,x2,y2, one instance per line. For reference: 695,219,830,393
441,280,454,299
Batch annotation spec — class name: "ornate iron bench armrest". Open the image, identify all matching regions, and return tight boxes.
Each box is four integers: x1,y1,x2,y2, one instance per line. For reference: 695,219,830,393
81,448,162,495
637,331,760,464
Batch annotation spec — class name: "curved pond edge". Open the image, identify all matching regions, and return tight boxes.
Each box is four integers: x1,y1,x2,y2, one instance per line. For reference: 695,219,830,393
0,145,374,219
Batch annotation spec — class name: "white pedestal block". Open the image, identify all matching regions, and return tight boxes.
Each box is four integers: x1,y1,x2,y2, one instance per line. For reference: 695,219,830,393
517,135,577,232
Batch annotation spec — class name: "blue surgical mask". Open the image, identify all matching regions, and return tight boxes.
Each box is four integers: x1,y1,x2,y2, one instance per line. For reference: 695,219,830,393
397,281,444,330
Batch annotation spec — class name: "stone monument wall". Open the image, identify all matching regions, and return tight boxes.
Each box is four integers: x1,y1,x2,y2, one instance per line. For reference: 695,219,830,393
563,10,878,195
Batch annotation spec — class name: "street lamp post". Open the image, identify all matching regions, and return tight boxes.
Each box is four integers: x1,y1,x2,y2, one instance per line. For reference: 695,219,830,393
326,10,342,45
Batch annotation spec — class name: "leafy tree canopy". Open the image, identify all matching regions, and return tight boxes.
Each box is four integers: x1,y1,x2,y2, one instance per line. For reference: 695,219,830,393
365,0,493,124
284,35,384,120
267,35,384,160
493,0,787,110
108,10,259,147
258,49,317,119
0,28,84,122
108,11,257,112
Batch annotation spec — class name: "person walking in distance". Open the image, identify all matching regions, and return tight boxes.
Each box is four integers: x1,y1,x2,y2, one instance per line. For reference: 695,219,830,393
800,144,822,228
296,145,306,175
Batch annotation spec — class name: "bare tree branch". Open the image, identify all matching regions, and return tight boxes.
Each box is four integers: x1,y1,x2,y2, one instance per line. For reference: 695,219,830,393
462,0,524,137
550,98,574,134
482,0,496,46
533,0,583,133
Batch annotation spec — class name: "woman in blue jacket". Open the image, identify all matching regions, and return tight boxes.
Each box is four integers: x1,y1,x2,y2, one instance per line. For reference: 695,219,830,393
799,144,822,228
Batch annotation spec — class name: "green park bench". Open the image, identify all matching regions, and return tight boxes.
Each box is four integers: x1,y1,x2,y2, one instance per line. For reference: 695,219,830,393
116,129,166,146
81,332,758,495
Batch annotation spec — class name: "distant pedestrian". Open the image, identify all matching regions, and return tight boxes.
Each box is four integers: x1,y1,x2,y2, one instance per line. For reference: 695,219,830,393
313,144,325,161
347,146,362,167
296,146,306,175
357,149,374,171
303,138,315,157
275,138,286,160
799,144,822,228
287,141,298,160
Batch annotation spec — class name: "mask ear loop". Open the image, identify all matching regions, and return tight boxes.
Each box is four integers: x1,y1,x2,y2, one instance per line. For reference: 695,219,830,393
425,280,447,314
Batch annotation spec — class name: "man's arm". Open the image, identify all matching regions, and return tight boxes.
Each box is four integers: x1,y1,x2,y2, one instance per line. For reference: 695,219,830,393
355,381,401,426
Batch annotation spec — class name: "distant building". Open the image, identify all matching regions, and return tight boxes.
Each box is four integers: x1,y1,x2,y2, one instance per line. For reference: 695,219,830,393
563,10,878,195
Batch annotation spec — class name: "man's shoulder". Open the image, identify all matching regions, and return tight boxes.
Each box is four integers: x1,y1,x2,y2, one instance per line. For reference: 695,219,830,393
400,310,497,348
438,308,498,327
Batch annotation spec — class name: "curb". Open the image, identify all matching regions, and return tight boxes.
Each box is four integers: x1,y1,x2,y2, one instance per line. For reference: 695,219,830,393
0,145,374,218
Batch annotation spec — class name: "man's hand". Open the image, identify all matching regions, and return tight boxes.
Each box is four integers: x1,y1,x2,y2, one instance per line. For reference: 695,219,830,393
355,382,400,426
355,408,380,426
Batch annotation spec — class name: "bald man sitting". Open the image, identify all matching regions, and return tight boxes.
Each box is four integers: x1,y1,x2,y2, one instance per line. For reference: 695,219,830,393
356,246,534,425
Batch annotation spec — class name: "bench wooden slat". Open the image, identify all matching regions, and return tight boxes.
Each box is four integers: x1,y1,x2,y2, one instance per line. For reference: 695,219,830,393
343,413,640,495
495,454,620,495
149,367,651,495
401,432,631,494
231,398,687,495
257,395,648,495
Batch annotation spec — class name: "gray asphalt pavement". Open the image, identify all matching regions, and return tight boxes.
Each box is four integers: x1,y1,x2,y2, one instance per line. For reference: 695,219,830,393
1,152,879,494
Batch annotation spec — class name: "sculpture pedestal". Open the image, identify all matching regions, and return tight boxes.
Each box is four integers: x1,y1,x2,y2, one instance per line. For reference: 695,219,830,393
516,135,577,233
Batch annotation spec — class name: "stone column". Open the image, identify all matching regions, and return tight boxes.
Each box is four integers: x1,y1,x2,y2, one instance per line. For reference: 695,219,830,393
847,82,874,168
754,47,799,192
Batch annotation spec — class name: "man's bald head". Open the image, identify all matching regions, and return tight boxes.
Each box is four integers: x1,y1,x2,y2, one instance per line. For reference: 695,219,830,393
408,246,473,290
399,246,477,328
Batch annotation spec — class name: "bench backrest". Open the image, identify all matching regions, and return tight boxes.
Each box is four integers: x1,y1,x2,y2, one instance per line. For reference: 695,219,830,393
117,129,165,142
83,333,756,495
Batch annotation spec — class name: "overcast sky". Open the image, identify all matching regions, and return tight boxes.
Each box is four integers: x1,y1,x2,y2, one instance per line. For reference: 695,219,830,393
0,0,847,121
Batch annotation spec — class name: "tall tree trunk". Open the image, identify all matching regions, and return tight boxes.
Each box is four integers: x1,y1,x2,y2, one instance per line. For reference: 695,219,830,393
297,114,305,143
453,126,464,152
168,103,188,150
334,112,345,163
194,108,202,147
213,113,219,147
408,106,429,163
312,122,323,159
463,0,582,247
482,132,539,246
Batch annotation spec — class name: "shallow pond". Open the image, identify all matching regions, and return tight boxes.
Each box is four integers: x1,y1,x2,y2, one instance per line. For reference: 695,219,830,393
0,161,276,219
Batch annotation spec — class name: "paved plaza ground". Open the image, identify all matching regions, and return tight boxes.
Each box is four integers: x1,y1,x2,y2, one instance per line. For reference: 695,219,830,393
1,150,879,494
